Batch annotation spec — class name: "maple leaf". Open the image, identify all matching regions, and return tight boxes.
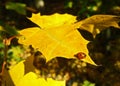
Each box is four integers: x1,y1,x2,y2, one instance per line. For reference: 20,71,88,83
18,13,96,65
9,59,65,86
17,72,65,86
9,61,25,85
28,13,77,28
77,15,120,36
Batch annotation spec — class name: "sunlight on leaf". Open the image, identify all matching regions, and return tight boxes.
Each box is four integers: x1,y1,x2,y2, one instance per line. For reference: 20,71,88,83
78,15,120,36
18,13,97,65
18,27,95,65
17,72,65,86
9,61,24,85
9,60,65,86
28,13,77,28
9,55,36,85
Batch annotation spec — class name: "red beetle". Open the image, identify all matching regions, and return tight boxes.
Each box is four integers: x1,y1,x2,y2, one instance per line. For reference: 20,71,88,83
74,52,86,59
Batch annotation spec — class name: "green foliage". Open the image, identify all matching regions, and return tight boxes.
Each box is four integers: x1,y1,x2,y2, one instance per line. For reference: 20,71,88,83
0,41,4,71
64,0,120,18
65,0,101,17
7,46,24,64
0,21,18,36
82,80,95,86
6,2,26,15
0,41,4,49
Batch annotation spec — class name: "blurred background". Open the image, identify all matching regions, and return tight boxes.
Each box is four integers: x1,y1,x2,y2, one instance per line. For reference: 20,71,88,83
0,0,120,86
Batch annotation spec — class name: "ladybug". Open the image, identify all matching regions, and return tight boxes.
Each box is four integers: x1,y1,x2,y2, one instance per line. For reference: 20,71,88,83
74,52,86,60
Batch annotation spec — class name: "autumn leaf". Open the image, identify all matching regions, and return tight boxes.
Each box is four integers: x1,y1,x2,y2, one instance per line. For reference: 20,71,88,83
17,72,65,86
9,59,65,86
18,13,96,65
78,15,120,36
28,13,77,28
9,61,25,85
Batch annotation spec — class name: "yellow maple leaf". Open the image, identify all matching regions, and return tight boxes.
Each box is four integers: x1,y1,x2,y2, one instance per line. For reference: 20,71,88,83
17,72,65,86
78,15,120,36
29,13,77,28
9,60,65,86
9,61,24,85
18,13,96,65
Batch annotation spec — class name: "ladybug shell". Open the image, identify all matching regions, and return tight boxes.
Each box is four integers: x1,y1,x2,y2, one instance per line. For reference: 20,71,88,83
74,52,86,59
